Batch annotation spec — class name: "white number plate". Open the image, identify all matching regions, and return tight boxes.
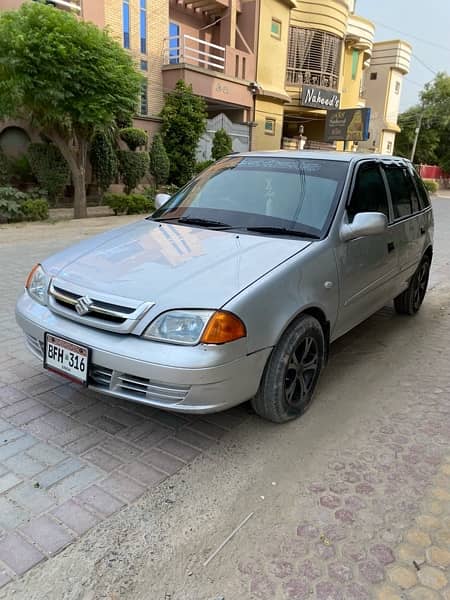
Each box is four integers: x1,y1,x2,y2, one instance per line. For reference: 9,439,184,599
44,334,89,384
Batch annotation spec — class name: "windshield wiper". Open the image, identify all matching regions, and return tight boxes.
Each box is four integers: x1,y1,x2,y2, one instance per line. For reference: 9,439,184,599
154,216,232,228
244,226,320,239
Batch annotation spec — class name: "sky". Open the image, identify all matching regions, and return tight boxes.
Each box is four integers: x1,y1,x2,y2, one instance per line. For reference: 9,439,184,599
355,0,450,110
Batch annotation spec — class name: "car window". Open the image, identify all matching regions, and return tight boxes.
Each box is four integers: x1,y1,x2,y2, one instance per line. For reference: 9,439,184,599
410,168,431,209
384,165,420,218
153,157,349,236
347,162,389,222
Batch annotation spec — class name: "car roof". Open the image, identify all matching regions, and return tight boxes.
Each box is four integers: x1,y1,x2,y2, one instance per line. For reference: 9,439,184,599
234,150,411,164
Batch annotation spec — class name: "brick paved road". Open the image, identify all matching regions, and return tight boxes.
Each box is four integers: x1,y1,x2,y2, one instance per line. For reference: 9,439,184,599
0,198,450,597
0,216,248,587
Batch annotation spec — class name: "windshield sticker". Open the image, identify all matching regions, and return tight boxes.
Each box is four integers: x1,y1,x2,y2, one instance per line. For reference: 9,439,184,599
237,158,323,173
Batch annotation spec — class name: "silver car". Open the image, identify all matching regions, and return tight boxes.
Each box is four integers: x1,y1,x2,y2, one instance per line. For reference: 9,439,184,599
16,152,433,423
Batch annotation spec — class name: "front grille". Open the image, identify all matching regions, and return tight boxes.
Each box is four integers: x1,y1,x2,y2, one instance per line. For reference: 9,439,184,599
48,280,154,334
89,364,191,405
25,334,44,359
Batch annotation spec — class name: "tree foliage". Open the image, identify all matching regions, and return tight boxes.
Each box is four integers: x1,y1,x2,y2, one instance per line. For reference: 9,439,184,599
160,80,207,186
149,133,170,186
0,2,142,217
395,72,450,173
117,150,149,194
119,128,148,151
211,128,232,160
28,142,69,205
0,149,10,185
89,132,118,194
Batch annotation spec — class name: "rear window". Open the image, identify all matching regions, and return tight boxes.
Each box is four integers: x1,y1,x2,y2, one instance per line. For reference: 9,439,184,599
384,165,420,218
411,168,431,209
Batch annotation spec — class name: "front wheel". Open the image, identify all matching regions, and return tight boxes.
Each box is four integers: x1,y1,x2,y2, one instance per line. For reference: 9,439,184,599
252,315,324,423
394,256,430,316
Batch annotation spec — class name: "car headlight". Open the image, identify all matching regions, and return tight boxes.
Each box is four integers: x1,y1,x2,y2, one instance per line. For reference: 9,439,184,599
25,264,49,306
143,310,246,345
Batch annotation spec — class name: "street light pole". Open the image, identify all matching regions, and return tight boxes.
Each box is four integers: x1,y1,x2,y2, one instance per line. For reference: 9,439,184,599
410,110,424,163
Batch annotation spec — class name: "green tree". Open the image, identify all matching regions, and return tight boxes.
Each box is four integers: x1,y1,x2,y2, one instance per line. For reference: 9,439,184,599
149,133,170,186
395,73,450,172
161,80,207,186
211,128,232,160
28,142,70,205
118,150,149,194
0,2,141,217
89,132,118,196
119,128,148,151
0,149,10,185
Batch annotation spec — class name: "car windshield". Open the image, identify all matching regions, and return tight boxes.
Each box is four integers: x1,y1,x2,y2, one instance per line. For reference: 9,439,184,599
152,156,348,237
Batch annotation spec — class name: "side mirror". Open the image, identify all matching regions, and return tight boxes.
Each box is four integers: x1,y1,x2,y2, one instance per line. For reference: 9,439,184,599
340,212,388,242
155,193,171,209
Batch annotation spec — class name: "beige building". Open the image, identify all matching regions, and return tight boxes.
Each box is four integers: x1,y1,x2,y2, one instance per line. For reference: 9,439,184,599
358,40,412,155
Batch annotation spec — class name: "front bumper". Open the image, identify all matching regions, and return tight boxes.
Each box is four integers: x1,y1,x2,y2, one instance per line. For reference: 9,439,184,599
15,293,271,414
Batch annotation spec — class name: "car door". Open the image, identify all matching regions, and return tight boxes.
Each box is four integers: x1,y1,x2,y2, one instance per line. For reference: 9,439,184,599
381,162,423,290
334,160,399,338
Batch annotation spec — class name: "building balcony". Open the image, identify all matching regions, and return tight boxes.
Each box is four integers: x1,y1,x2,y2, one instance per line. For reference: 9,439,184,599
162,34,255,110
40,0,81,11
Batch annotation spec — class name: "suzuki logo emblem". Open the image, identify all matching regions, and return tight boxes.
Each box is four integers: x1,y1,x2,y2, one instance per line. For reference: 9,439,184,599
75,296,94,316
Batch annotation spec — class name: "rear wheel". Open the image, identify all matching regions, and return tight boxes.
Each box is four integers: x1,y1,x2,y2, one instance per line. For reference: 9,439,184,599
252,315,324,423
394,256,430,315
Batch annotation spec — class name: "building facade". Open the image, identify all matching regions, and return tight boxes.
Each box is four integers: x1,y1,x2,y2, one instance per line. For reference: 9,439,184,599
358,40,412,155
0,0,412,159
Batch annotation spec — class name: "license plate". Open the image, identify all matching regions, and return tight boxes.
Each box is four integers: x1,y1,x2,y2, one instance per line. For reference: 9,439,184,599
44,334,89,385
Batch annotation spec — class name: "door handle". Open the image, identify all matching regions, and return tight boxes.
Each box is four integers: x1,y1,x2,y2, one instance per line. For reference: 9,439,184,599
387,241,395,253
420,226,426,235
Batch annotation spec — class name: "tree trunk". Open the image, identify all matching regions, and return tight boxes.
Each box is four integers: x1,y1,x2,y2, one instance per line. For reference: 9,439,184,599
49,130,88,219
72,168,87,219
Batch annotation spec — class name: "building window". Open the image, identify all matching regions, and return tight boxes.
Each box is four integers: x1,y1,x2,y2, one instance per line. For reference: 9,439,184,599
395,81,401,94
287,27,342,89
169,22,180,64
351,49,359,81
140,0,147,54
265,118,276,135
370,72,377,80
140,80,148,116
140,59,148,71
387,141,393,152
122,0,130,49
271,18,281,39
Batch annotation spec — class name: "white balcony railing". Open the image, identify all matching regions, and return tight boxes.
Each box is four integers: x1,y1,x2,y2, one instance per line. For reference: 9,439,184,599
164,34,225,72
49,0,81,11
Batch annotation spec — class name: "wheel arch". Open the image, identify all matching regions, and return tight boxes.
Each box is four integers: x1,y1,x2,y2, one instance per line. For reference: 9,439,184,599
423,245,433,262
275,306,331,364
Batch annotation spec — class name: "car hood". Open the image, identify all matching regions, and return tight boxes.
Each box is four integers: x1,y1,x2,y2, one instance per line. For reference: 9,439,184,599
46,220,311,309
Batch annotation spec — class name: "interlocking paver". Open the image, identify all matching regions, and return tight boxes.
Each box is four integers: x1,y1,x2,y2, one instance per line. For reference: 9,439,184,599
157,437,201,462
37,458,84,489
26,442,66,466
98,437,142,461
0,498,29,530
0,473,21,494
20,515,74,555
0,571,12,588
0,434,37,461
120,460,166,486
7,482,55,515
98,472,146,503
0,532,44,575
65,431,106,455
81,448,123,472
76,485,124,516
52,500,100,535
49,466,103,501
142,448,185,475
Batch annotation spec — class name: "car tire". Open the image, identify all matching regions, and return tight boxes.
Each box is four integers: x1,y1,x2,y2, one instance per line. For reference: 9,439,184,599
394,256,431,316
252,315,324,423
